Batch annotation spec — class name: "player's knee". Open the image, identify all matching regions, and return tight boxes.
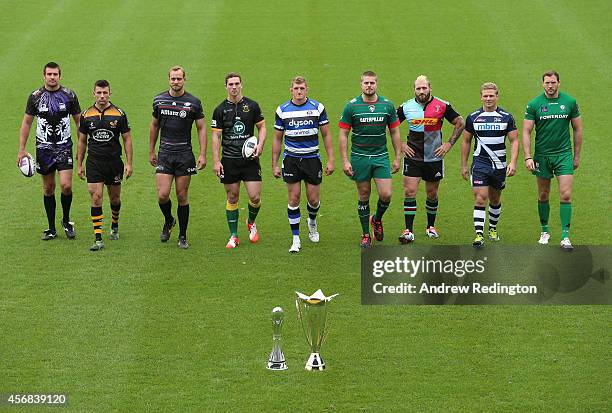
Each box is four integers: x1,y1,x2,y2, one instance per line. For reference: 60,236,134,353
379,190,392,202
249,195,260,206
559,191,572,203
538,190,550,202
426,188,438,200
91,193,103,206
176,191,189,204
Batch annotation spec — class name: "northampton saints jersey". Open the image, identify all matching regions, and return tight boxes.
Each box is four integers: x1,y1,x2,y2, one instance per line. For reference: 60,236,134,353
79,103,130,160
25,86,81,150
524,92,580,156
211,97,264,158
338,95,399,156
152,90,204,153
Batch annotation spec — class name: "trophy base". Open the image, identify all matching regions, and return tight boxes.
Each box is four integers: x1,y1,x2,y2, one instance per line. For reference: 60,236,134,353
267,360,288,371
305,352,325,371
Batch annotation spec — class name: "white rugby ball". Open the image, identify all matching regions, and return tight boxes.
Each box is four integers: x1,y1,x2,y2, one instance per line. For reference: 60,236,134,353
242,136,258,159
19,153,35,177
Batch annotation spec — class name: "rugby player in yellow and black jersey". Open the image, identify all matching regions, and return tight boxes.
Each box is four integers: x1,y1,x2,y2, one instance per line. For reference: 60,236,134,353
77,80,133,251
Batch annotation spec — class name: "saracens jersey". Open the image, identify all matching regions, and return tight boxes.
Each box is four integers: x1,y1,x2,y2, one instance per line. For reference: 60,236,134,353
25,86,81,150
274,98,328,158
397,96,460,162
338,95,400,156
152,90,204,153
79,103,130,160
465,107,517,170
211,97,264,159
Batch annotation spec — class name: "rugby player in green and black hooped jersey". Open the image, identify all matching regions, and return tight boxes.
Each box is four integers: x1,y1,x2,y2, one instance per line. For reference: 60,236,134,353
522,70,582,251
338,71,402,248
211,73,266,249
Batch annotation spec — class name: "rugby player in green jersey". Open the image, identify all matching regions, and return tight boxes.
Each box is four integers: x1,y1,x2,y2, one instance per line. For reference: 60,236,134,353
522,70,583,251
338,71,402,248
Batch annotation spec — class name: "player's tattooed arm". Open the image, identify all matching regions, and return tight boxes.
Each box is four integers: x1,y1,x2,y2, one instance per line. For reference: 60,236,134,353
448,115,465,146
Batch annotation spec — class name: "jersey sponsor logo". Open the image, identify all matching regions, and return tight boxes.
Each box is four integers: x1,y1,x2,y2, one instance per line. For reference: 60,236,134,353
288,119,314,128
410,118,438,126
232,121,246,134
160,109,183,116
539,114,569,120
92,129,114,142
360,116,384,123
474,123,502,131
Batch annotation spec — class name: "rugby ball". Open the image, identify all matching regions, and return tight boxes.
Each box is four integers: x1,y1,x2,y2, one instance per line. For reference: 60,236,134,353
242,136,258,159
19,153,35,177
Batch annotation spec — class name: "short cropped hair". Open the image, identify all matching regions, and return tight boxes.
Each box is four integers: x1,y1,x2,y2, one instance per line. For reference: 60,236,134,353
414,75,430,86
225,72,241,84
94,79,110,90
480,82,498,94
291,76,307,86
542,70,560,81
168,65,185,78
361,70,377,81
44,62,61,76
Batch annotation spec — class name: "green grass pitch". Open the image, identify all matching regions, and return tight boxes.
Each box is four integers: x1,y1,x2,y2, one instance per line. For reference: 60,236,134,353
0,1,610,411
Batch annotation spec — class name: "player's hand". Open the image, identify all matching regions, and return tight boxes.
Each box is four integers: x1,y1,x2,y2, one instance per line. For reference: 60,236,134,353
77,165,85,180
325,160,335,176
525,159,535,172
342,160,353,177
273,165,282,179
149,152,157,167
253,143,264,158
434,142,452,158
197,154,206,170
124,164,133,179
506,162,516,177
213,161,223,178
402,143,415,158
391,158,400,174
16,149,27,166
573,156,580,170
461,166,469,181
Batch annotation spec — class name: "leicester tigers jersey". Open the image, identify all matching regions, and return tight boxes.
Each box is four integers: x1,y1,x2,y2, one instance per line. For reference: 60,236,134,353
465,107,517,170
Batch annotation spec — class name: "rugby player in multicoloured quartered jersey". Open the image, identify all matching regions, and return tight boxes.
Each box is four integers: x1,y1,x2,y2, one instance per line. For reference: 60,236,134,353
338,71,402,248
77,80,133,251
460,82,518,248
211,73,266,249
149,66,207,249
396,75,464,244
272,76,335,253
17,62,81,241
522,70,582,251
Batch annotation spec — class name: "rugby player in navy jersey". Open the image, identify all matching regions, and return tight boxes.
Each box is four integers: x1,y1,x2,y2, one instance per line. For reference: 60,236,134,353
272,76,335,253
149,66,207,249
17,62,81,240
461,82,518,248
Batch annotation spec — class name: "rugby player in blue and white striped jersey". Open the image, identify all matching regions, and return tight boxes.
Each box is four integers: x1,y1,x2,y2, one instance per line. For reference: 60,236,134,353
461,82,519,248
272,76,335,253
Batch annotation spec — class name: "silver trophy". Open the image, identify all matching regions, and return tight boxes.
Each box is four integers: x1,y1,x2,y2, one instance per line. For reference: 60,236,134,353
295,289,339,371
267,307,288,370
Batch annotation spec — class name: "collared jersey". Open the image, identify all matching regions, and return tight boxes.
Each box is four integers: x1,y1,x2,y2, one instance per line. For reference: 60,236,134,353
524,92,580,156
152,90,204,153
465,107,516,170
274,98,328,158
79,103,130,160
397,96,460,162
25,86,81,150
211,97,264,158
338,95,400,156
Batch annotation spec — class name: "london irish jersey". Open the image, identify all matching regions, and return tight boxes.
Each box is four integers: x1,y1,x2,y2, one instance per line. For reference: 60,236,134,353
524,92,580,156
274,98,328,158
339,95,399,156
465,107,516,170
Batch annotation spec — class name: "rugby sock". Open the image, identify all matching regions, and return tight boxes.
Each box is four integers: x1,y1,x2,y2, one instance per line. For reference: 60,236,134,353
488,203,501,230
560,202,572,239
226,202,239,236
307,201,320,226
538,200,550,233
177,204,189,238
374,199,390,222
248,200,261,224
91,206,103,241
60,192,72,223
43,195,56,231
358,200,370,235
404,197,416,231
426,197,438,228
288,205,300,236
474,206,486,235
110,202,121,230
159,200,173,225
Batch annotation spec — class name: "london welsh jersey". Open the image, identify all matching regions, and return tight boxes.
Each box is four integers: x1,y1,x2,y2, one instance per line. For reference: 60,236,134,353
274,98,328,158
465,107,516,170
152,91,204,153
397,96,460,162
524,92,580,156
338,95,399,156
25,86,81,150
79,103,130,160
211,97,264,159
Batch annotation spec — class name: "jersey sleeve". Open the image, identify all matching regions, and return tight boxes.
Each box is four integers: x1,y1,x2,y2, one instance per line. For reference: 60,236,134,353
338,103,352,130
70,92,81,115
387,102,400,128
152,99,160,119
78,113,88,134
274,106,285,130
506,113,517,132
318,102,329,125
570,100,580,119
211,106,223,130
464,114,474,134
193,99,204,120
253,102,264,124
396,105,406,123
443,103,460,122
119,112,131,133
524,101,536,120
25,93,37,116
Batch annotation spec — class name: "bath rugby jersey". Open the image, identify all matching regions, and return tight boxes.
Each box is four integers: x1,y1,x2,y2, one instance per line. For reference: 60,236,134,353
274,98,328,158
